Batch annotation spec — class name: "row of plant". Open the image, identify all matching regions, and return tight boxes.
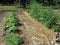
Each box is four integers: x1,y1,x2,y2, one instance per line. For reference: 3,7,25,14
3,12,23,45
29,2,60,32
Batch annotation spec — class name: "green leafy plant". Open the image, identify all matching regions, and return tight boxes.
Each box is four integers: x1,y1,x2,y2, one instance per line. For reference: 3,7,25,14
8,25,18,32
3,23,18,32
3,12,19,32
7,12,18,25
52,25,59,32
3,12,23,45
5,33,23,45
29,2,59,32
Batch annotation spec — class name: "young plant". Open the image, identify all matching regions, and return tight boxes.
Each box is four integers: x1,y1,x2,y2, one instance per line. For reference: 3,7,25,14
5,33,23,45
8,24,18,32
3,12,19,32
7,12,18,25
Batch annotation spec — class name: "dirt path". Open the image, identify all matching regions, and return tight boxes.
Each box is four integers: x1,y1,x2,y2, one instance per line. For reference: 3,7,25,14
0,11,8,45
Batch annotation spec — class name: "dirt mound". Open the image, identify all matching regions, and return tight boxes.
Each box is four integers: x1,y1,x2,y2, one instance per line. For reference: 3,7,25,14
20,11,56,45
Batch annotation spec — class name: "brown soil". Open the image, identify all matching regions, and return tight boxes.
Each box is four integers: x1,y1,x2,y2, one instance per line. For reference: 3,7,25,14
15,11,34,45
0,10,56,45
0,11,8,45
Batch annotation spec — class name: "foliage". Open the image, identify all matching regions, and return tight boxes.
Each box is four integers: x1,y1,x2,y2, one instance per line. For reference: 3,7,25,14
52,25,59,32
0,0,60,7
29,2,59,32
3,12,23,45
7,12,18,24
3,24,9,30
3,24,18,32
5,33,23,45
3,12,19,32
29,2,41,18
36,0,60,6
0,0,16,5
8,25,18,32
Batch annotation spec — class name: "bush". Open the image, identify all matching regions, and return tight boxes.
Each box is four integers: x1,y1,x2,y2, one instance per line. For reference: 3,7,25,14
29,2,59,32
5,33,23,45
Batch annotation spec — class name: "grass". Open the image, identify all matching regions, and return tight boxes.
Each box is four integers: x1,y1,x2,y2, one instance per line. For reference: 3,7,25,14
0,6,17,10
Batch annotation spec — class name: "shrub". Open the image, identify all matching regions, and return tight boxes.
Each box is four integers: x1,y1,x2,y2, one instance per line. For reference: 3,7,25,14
5,33,23,45
29,2,59,32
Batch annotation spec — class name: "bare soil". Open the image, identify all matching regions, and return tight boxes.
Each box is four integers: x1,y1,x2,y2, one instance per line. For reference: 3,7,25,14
0,11,8,45
0,10,56,45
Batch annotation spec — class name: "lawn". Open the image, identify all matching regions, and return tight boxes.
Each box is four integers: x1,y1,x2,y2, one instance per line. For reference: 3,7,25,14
0,6,17,10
